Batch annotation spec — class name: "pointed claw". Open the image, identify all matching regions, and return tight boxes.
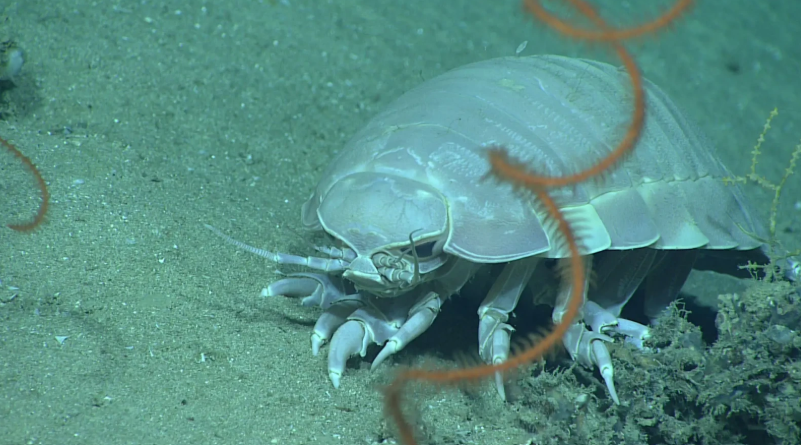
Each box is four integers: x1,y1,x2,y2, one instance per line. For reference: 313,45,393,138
488,325,513,400
476,315,515,401
615,318,651,349
478,315,514,362
371,342,398,371
584,300,619,333
562,323,613,366
476,316,514,400
310,300,363,355
372,293,442,370
494,371,507,402
562,322,619,403
311,312,347,355
591,339,619,405
477,316,514,397
263,277,319,298
311,332,325,356
585,300,651,350
327,320,369,388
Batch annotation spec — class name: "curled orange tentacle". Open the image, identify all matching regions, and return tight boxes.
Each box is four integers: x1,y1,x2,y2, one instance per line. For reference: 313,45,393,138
2,135,49,232
524,0,694,42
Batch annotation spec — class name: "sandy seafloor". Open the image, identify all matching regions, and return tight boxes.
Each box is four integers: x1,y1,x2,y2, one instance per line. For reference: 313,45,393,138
1,1,800,444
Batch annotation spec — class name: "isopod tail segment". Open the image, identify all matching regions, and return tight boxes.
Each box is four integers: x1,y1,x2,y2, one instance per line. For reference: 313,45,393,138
2,135,49,232
383,1,695,444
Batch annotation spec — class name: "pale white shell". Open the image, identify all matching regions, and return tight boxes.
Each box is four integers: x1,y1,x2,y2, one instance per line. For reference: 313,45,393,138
301,55,763,263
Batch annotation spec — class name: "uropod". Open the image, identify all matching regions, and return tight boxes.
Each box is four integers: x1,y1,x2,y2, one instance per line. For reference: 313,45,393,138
208,55,798,403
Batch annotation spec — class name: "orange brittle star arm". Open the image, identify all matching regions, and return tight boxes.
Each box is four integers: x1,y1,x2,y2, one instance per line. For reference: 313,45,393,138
524,0,694,42
2,136,50,232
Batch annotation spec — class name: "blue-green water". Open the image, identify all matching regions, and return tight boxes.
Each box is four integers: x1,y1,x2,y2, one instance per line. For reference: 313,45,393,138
1,1,799,444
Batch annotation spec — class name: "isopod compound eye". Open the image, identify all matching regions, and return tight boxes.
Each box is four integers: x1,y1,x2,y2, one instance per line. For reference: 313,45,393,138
412,241,436,259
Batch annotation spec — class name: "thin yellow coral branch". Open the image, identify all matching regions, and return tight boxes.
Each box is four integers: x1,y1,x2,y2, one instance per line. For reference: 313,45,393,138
724,108,800,239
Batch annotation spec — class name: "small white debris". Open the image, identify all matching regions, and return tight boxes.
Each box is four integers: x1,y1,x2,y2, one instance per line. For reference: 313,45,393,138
515,41,528,56
574,393,589,409
55,335,69,345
